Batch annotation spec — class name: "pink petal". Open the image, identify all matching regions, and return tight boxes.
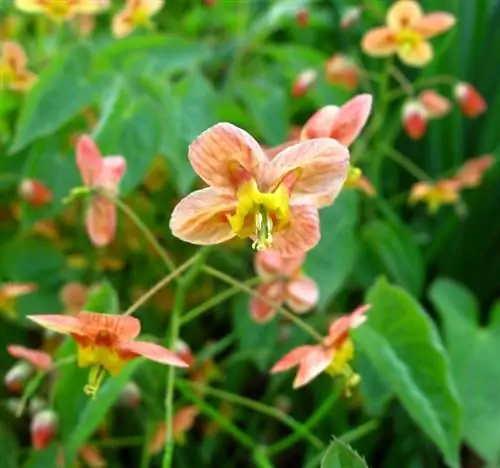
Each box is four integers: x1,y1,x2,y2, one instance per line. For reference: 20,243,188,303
27,314,81,335
362,27,397,57
293,345,334,388
330,94,373,147
270,345,315,373
300,106,340,140
97,156,127,190
76,311,141,343
272,204,320,256
326,304,370,346
76,135,104,187
86,196,117,247
7,345,53,370
285,275,319,313
169,188,237,245
270,139,349,203
414,12,456,39
265,140,299,161
254,250,305,278
419,90,451,118
117,341,189,367
249,281,285,323
188,123,269,192
0,283,37,297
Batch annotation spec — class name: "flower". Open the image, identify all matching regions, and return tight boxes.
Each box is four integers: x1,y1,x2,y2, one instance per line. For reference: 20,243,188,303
4,362,32,392
76,135,127,247
0,41,37,92
343,166,376,197
15,0,109,22
291,69,317,97
250,250,318,323
31,409,58,450
7,345,53,370
27,311,189,397
362,0,456,67
454,82,487,118
18,179,53,207
295,8,309,28
402,100,428,140
59,282,88,315
340,6,362,30
118,381,142,407
169,123,349,256
270,305,370,389
0,282,37,318
419,89,451,118
409,179,460,213
325,54,360,90
453,155,494,189
112,0,164,38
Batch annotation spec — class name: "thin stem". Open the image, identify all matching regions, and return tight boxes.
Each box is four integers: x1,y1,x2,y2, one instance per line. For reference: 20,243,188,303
202,265,323,342
95,436,144,448
383,146,432,181
123,256,197,316
339,419,379,444
389,65,414,96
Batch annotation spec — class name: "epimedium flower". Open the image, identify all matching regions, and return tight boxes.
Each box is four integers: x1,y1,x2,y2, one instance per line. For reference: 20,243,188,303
15,0,109,22
112,0,164,38
250,250,318,323
452,155,494,189
343,166,376,197
402,99,427,140
75,135,127,247
169,123,349,256
409,179,460,213
270,305,370,389
325,54,360,90
0,41,37,92
27,311,189,398
340,6,362,30
362,0,456,67
454,82,487,118
7,345,53,370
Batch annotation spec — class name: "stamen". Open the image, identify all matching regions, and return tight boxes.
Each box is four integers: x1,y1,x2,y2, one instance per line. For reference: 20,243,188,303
252,207,274,251
83,365,107,399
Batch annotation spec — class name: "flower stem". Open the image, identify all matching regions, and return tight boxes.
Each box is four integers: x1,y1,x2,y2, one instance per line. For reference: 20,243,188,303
339,419,379,444
383,146,432,181
201,265,323,342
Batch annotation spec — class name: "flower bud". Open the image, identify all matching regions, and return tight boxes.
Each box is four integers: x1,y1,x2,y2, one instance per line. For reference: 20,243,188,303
295,8,309,28
325,54,359,90
119,381,142,408
419,89,451,118
454,82,487,118
291,69,317,97
5,361,33,392
18,179,53,207
340,6,362,30
59,282,88,314
31,409,58,450
402,100,428,140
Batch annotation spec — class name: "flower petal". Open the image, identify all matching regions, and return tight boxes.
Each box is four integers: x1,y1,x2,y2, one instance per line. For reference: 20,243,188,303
7,345,52,370
0,283,37,297
285,276,319,313
271,139,349,202
272,204,320,256
14,0,44,13
254,250,305,278
77,311,141,343
169,187,236,245
397,41,433,67
419,90,451,118
265,140,299,160
300,106,339,140
99,156,127,187
250,282,285,323
386,0,423,30
76,135,103,187
144,0,164,15
293,345,334,388
112,12,135,38
117,341,189,367
414,13,456,39
75,0,110,13
326,304,370,346
27,314,81,335
86,196,117,247
362,27,397,57
188,123,269,192
3,41,27,70
270,345,315,373
330,94,373,147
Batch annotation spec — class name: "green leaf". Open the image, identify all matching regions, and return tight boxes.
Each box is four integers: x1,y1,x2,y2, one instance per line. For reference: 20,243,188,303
321,439,369,468
429,278,500,465
306,191,359,310
354,278,462,468
85,281,120,314
23,444,58,468
0,422,19,468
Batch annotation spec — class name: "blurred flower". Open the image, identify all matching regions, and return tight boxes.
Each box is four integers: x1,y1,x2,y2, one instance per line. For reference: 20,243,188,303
79,445,106,468
170,123,349,256
112,0,164,38
0,15,22,40
15,0,109,22
18,179,53,207
250,250,318,323
402,100,427,140
31,409,58,450
362,0,455,67
291,69,317,98
419,89,451,118
295,8,309,28
27,311,189,398
453,155,495,189
454,82,487,118
409,179,460,213
0,41,37,92
340,6,362,30
59,282,88,315
76,135,127,247
7,344,53,370
74,15,96,36
271,305,370,389
325,54,360,90
118,381,142,408
343,166,376,197
4,361,32,392
0,282,37,319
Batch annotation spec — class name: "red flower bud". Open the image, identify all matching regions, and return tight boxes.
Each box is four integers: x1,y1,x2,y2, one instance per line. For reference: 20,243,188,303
18,179,53,207
402,101,428,140
4,361,32,392
119,381,142,408
296,8,309,28
454,82,487,118
340,6,362,30
291,69,317,97
31,409,58,450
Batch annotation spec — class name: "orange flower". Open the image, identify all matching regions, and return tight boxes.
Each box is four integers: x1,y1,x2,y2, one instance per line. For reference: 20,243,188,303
409,179,460,213
18,178,53,207
79,445,106,468
15,0,109,22
453,155,494,189
454,82,487,118
112,0,164,38
31,409,58,450
59,282,88,315
362,0,455,67
291,69,317,97
0,282,37,318
325,54,360,90
402,99,427,140
28,311,189,397
7,345,53,370
271,305,370,389
0,41,37,92
419,89,451,118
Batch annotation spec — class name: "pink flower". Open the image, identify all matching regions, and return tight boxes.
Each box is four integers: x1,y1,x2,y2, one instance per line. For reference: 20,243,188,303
250,250,318,323
325,54,360,90
419,89,451,118
76,135,127,247
0,282,37,318
270,305,369,388
402,100,428,140
291,69,317,97
453,155,495,189
454,82,487,118
169,123,349,256
7,345,52,370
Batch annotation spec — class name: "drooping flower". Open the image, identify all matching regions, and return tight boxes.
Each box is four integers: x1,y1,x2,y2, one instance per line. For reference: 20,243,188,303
31,409,58,450
7,345,53,370
325,54,360,90
27,311,189,397
453,155,495,189
112,0,164,39
362,0,456,67
250,250,318,323
270,305,370,389
18,179,53,207
291,69,317,97
0,41,37,92
454,82,487,118
76,135,127,247
340,6,362,30
409,179,460,213
0,282,37,318
419,89,451,118
15,0,109,22
402,99,427,140
170,123,349,256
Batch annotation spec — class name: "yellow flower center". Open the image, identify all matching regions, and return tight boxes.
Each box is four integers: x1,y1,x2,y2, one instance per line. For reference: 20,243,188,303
343,165,362,189
325,338,360,396
131,7,151,26
424,186,459,214
227,179,291,251
45,1,73,21
395,28,422,52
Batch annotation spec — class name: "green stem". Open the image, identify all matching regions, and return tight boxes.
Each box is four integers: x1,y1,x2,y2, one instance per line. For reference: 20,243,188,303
383,146,432,181
95,436,144,448
339,419,379,444
202,265,323,342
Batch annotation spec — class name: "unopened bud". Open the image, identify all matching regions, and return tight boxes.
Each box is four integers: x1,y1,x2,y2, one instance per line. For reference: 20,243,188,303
5,361,33,392
340,6,362,30
119,381,142,408
18,179,53,207
454,82,487,118
295,8,309,27
402,100,428,140
31,409,58,450
291,69,317,98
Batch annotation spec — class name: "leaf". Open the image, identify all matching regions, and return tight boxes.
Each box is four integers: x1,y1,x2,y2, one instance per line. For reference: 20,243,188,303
305,191,359,310
23,444,58,468
429,278,500,465
84,281,120,314
321,439,369,468
354,278,462,468
0,422,19,468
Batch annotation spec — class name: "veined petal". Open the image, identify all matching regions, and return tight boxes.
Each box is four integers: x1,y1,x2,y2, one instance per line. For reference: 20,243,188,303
188,123,269,192
293,345,334,388
77,311,141,343
330,94,373,147
326,304,370,346
271,139,349,201
285,275,319,313
265,140,299,160
414,13,456,39
14,0,44,13
117,341,189,367
270,345,315,373
7,345,52,370
254,250,305,278
272,204,320,256
249,282,285,323
397,41,433,67
169,188,236,245
27,314,81,335
76,135,103,187
387,0,423,30
362,27,397,57
3,41,27,71
112,12,135,38
300,106,339,140
86,196,117,247
98,156,127,189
